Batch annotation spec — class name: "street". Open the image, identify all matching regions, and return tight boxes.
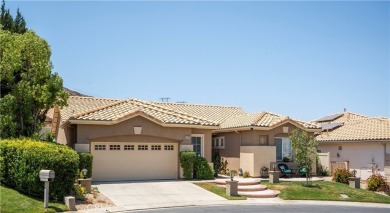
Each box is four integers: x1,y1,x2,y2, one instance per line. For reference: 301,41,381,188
138,204,390,213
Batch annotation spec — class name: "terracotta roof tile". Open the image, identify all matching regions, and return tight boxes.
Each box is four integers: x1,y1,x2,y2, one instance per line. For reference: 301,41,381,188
316,117,390,141
220,111,319,129
152,102,247,124
315,112,390,141
71,99,219,126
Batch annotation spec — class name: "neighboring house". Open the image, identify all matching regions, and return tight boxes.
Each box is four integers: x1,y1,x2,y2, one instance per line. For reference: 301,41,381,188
47,96,320,181
315,111,390,179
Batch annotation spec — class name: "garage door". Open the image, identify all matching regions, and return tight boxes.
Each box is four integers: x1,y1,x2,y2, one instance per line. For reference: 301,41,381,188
91,142,178,181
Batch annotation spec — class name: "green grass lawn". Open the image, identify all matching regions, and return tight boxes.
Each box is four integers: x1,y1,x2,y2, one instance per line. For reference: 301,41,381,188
262,180,390,203
194,182,247,200
0,185,69,213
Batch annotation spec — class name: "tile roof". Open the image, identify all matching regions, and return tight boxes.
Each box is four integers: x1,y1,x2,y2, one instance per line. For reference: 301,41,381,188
316,117,390,142
47,96,121,122
220,111,320,130
152,102,247,124
68,98,219,126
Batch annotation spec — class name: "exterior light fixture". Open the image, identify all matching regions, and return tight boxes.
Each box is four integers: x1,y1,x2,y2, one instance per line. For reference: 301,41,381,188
82,168,88,178
273,164,276,171
230,170,234,181
352,169,357,177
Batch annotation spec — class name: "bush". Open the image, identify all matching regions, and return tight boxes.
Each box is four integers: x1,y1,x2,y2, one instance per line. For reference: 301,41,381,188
0,138,79,200
78,153,93,178
180,152,196,180
367,174,387,191
73,184,86,200
243,171,250,178
332,168,352,184
193,157,214,180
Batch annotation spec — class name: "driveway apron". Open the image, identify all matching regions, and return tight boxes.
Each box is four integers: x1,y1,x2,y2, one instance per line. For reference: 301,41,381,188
93,180,225,208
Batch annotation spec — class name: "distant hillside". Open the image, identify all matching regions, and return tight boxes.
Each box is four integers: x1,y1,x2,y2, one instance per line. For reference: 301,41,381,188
64,87,89,97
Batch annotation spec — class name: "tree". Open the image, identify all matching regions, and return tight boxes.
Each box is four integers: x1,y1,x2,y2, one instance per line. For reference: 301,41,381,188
0,29,68,138
0,1,27,33
12,8,26,34
289,129,318,186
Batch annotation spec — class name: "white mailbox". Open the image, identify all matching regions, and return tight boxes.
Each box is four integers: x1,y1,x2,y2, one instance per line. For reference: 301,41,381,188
39,170,55,182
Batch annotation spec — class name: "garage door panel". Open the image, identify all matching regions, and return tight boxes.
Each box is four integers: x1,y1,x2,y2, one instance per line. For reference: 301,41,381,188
91,142,177,181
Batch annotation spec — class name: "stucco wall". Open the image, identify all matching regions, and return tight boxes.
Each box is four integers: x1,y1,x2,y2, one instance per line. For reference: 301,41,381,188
56,126,75,147
74,116,213,162
240,146,276,177
318,142,388,179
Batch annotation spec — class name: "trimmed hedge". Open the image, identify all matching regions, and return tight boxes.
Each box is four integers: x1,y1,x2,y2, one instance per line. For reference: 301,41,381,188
193,156,214,180
180,151,196,179
78,153,93,178
0,138,79,200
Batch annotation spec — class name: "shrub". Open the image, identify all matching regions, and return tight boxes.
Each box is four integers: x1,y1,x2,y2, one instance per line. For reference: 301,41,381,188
367,174,387,191
73,184,86,200
332,168,352,184
180,152,196,180
78,153,93,178
243,171,250,178
193,156,214,180
0,138,79,200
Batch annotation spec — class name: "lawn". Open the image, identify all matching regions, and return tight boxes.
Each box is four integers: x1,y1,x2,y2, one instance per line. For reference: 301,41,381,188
262,180,390,203
0,185,69,213
194,182,247,200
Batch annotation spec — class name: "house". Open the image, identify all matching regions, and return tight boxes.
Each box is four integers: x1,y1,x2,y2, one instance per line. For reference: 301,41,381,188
315,111,390,179
48,96,320,181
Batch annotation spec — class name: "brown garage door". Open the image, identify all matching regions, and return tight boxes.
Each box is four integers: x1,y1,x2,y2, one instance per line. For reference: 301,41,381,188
91,142,178,181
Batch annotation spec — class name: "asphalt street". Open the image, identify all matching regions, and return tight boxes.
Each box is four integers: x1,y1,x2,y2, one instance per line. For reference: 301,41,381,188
137,204,390,213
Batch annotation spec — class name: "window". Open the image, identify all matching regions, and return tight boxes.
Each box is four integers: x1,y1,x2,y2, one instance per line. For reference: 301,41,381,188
259,135,268,145
275,138,292,161
124,145,134,150
109,145,120,150
94,144,106,150
212,136,225,149
191,135,203,157
164,145,174,150
151,145,161,150
138,145,148,150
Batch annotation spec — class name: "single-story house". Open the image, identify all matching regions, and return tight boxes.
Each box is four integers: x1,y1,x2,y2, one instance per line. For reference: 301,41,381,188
315,111,390,179
47,96,321,181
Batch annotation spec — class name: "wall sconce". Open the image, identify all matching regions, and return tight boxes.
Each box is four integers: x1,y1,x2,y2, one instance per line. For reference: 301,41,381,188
337,153,340,158
283,127,289,133
230,170,234,181
81,168,88,178
134,126,142,134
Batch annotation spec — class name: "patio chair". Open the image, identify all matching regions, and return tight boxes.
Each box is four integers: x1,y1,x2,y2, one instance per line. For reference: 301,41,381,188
298,167,307,177
277,163,293,178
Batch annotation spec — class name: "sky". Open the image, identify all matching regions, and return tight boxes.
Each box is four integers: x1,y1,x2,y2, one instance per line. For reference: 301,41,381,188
6,1,390,121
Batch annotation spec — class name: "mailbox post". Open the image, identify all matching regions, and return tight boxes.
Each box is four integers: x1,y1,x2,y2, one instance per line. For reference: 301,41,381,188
39,170,55,208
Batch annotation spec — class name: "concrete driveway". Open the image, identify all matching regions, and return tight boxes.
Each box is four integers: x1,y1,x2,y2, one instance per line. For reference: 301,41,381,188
92,180,225,211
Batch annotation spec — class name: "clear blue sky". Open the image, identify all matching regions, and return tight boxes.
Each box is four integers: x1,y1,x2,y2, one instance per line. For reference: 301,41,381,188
7,1,390,121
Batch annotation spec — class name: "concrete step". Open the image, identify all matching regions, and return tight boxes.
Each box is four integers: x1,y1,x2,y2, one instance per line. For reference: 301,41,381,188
238,190,280,198
214,179,260,186
217,184,267,191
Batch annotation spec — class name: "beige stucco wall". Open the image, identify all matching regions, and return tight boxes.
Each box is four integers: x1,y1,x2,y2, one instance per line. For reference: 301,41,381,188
74,116,213,162
240,146,276,177
318,152,330,172
56,126,75,147
318,142,389,179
